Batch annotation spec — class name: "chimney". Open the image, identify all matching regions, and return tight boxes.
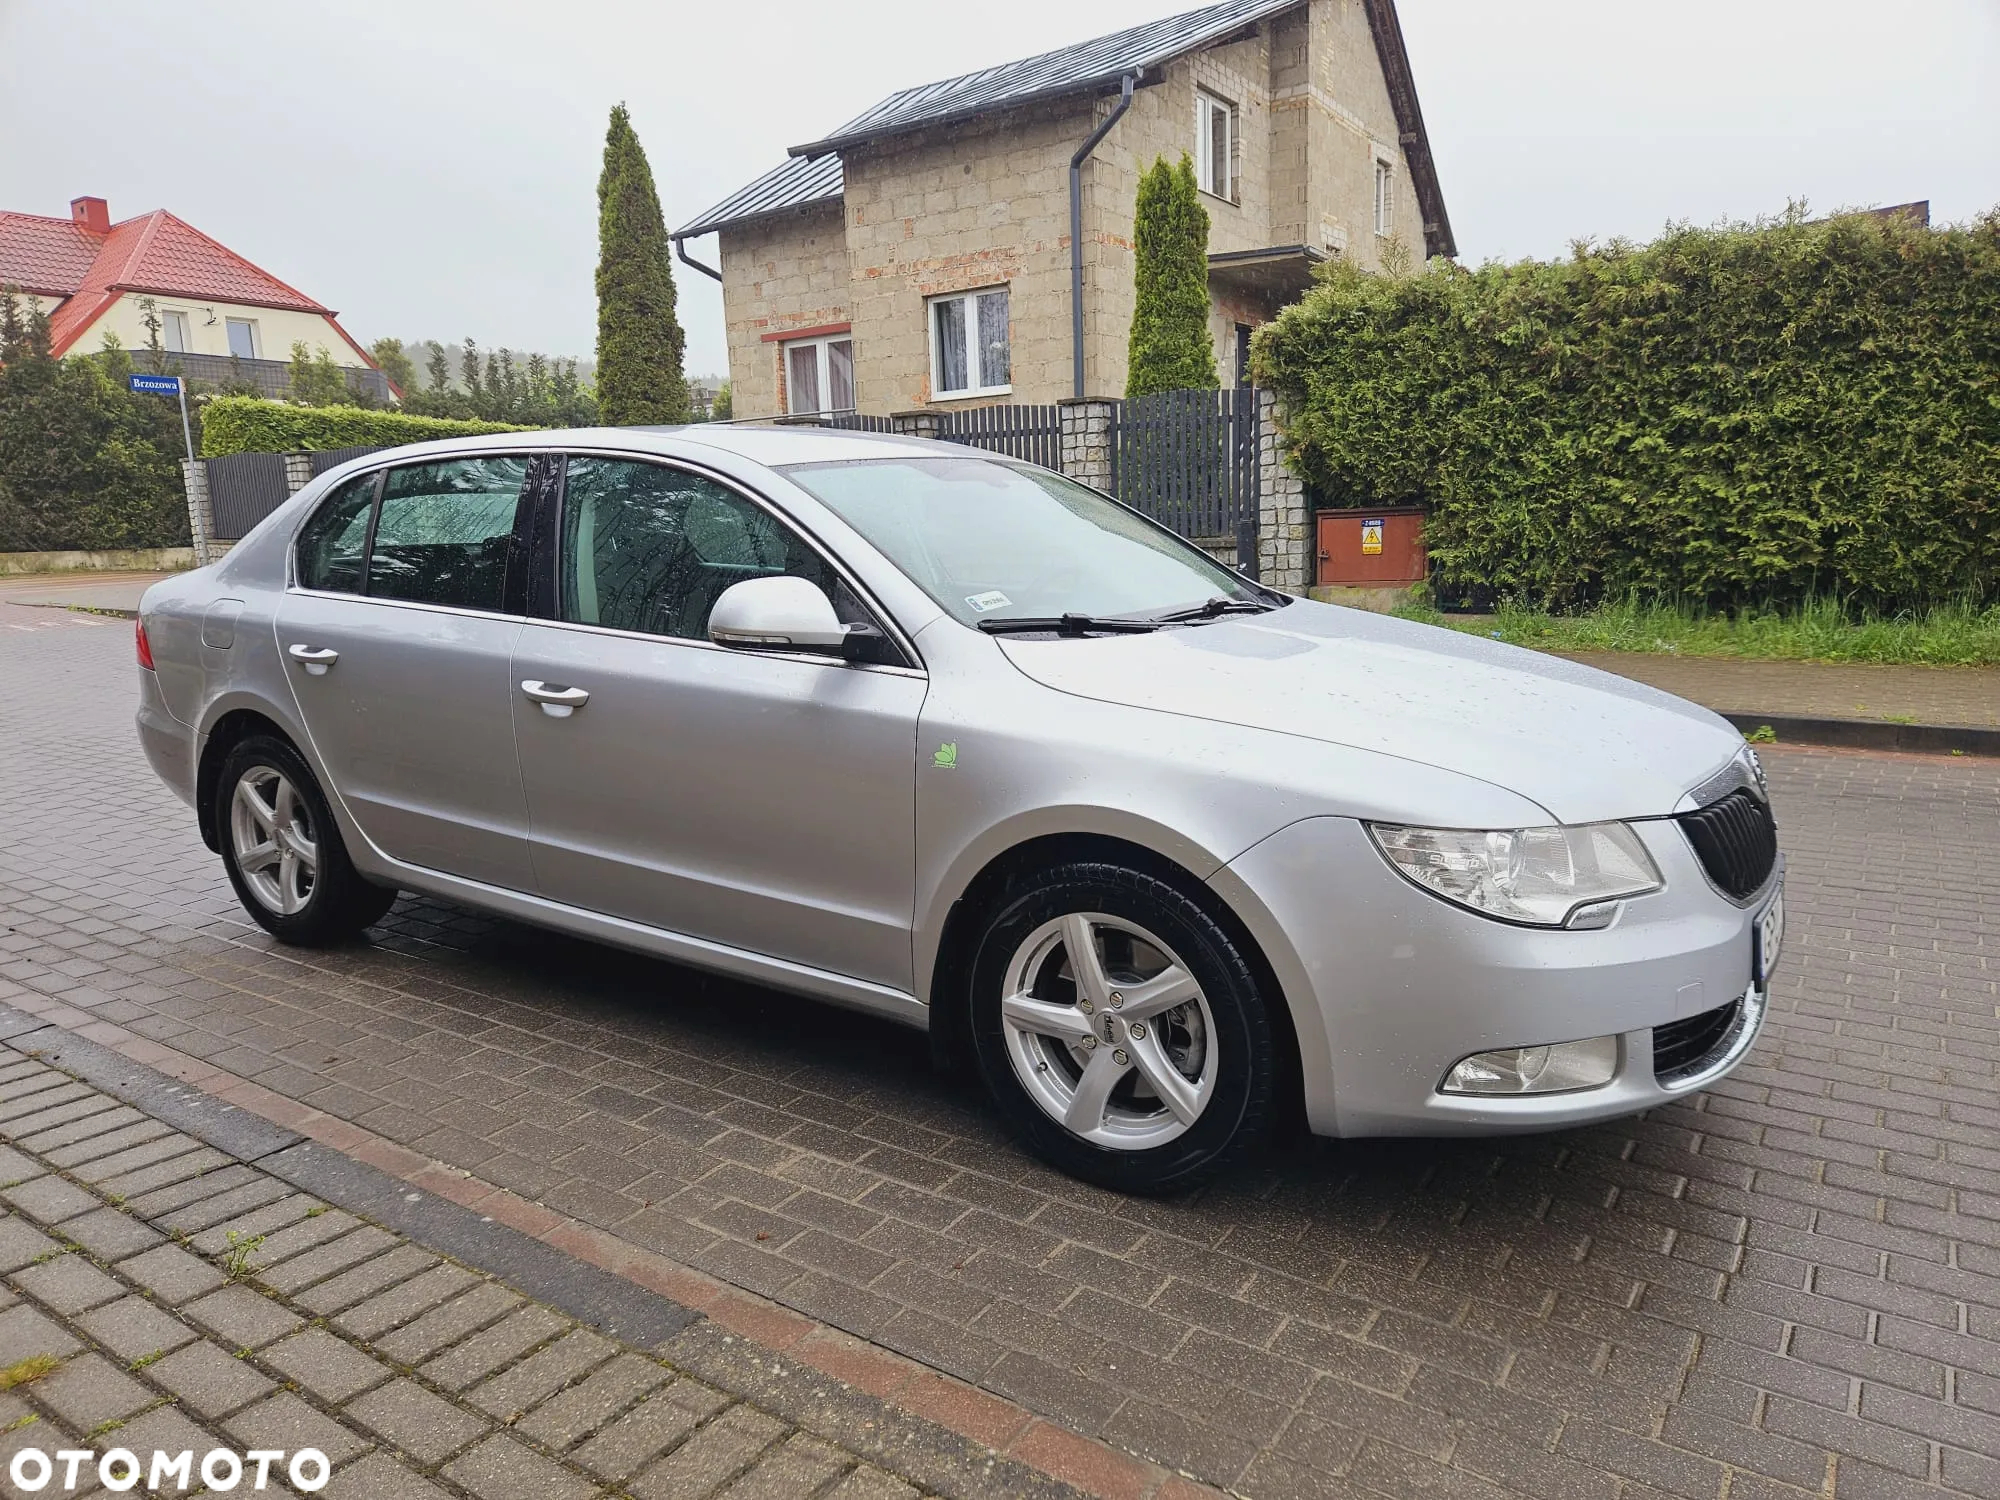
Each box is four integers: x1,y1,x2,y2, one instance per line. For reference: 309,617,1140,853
70,196,110,235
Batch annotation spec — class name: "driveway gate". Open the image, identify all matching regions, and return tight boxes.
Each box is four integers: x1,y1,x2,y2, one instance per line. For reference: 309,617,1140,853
1110,387,1260,576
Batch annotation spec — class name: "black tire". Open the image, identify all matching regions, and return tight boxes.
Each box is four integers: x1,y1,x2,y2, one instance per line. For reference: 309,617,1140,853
214,735,396,945
966,862,1275,1193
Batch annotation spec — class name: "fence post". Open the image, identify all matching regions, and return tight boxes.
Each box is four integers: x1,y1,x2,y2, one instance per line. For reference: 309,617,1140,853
1057,398,1117,490
1256,389,1310,594
282,452,314,495
890,410,944,441
181,459,217,567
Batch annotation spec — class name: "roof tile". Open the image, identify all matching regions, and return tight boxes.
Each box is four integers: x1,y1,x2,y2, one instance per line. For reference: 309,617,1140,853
0,212,102,296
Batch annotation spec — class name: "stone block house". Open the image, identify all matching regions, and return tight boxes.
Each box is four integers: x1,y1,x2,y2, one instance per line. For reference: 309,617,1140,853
673,0,1452,420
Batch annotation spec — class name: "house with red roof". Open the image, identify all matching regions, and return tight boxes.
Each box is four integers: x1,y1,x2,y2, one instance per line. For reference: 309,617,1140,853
0,196,393,402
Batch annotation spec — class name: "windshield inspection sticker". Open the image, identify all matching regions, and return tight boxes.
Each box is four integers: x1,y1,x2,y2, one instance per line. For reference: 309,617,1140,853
965,591,1012,613
933,742,958,769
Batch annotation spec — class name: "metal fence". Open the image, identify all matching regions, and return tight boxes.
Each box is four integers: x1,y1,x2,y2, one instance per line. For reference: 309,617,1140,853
828,413,896,433
938,403,1062,471
205,447,388,540
205,453,289,541
1111,387,1260,575
308,445,388,477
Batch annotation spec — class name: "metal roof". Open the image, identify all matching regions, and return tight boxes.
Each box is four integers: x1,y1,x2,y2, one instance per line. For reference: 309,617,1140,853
675,0,1452,260
674,153,843,241
789,0,1299,158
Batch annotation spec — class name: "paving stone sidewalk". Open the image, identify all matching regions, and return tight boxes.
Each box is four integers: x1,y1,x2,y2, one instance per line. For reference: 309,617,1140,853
1554,652,2000,731
0,1048,1083,1500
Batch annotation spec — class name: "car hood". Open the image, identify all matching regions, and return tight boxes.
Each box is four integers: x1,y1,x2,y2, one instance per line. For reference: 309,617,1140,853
994,600,1744,824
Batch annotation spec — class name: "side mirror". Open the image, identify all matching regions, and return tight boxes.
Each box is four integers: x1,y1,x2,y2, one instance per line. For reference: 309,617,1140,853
709,576,851,655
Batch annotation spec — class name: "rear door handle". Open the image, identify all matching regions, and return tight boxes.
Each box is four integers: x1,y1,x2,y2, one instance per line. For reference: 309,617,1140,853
287,643,339,676
521,680,590,718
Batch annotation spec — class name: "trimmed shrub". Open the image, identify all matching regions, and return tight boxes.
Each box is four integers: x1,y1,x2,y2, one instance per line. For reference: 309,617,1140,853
1254,208,2000,610
199,397,530,458
0,298,189,550
1127,155,1218,398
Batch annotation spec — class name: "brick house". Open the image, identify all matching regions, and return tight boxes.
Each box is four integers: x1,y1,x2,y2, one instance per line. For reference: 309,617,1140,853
672,0,1452,420
0,195,394,401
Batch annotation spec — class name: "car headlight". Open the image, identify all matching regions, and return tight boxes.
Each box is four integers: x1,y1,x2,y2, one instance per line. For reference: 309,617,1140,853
1367,820,1663,927
1738,745,1768,795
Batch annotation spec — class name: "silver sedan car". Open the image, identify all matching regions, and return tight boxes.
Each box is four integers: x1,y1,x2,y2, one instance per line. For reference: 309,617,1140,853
136,427,1783,1192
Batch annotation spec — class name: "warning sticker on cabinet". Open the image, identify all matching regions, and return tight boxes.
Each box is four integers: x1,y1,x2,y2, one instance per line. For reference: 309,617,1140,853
1361,518,1385,555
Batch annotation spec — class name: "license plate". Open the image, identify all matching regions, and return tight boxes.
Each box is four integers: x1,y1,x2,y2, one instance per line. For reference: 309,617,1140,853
1755,889,1785,985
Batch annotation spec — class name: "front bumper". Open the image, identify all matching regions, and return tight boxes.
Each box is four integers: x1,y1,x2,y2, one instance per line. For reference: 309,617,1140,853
1215,815,1778,1136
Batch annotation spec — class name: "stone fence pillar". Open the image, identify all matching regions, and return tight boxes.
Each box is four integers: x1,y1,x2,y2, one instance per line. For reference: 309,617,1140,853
181,459,217,567
1057,397,1116,491
890,410,943,441
282,452,314,495
1256,389,1310,594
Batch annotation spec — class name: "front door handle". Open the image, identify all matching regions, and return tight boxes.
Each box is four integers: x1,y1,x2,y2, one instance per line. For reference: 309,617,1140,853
521,680,590,718
287,643,339,676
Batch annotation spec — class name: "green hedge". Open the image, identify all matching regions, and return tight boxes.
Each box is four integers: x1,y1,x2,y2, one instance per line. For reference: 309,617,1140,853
199,397,533,458
1255,209,2000,610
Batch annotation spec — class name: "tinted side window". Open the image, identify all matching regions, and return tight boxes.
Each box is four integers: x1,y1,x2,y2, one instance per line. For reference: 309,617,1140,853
559,459,837,640
368,458,530,611
295,473,376,593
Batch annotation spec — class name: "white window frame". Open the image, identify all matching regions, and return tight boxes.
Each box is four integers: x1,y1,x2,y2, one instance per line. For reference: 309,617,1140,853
1374,157,1395,237
927,287,1011,400
225,316,260,360
782,332,855,416
160,309,190,354
1195,89,1236,201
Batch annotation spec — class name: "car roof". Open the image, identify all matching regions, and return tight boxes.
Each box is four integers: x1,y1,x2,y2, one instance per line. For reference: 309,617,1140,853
353,423,953,470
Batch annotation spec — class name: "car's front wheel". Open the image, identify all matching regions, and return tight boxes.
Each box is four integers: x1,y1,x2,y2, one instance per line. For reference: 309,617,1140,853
215,736,395,945
967,863,1276,1193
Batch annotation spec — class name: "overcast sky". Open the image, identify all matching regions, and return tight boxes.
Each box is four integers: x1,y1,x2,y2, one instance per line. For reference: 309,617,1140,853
2,1,1994,377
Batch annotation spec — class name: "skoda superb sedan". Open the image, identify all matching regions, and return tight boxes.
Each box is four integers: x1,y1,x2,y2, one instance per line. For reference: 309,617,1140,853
135,427,1783,1193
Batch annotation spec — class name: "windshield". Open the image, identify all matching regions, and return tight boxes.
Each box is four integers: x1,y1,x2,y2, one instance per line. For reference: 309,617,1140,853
781,457,1261,627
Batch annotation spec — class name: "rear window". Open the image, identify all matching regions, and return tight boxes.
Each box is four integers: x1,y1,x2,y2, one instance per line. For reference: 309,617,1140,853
363,458,530,612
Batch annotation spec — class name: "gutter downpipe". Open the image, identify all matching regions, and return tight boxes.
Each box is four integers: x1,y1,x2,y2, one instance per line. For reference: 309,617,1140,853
1069,73,1136,399
672,234,723,283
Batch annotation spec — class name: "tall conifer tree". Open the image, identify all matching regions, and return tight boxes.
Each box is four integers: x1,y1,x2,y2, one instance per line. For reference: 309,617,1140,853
595,104,689,424
1125,154,1218,397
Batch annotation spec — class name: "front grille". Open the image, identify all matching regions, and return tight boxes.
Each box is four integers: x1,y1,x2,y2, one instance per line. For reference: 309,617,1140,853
1654,1000,1741,1083
1676,789,1778,899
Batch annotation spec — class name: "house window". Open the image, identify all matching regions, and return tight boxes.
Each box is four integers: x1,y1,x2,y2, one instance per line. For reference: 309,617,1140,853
784,333,855,415
225,317,260,360
1374,158,1395,236
161,310,189,353
1196,90,1235,200
929,287,1009,399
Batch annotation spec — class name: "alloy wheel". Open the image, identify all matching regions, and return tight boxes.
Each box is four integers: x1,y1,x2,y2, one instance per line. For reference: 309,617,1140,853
999,911,1217,1149
229,766,318,915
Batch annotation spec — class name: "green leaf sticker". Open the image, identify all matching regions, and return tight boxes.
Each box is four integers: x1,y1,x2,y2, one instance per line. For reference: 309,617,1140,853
932,742,958,769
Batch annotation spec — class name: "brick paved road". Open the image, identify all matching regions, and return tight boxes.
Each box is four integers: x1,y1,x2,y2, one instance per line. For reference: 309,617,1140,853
3,604,1998,1499
0,1049,948,1500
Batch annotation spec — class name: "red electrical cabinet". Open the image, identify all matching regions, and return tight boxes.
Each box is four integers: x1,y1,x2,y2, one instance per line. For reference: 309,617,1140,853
1315,506,1427,587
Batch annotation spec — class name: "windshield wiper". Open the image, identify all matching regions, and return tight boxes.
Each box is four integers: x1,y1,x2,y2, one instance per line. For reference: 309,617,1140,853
977,613,1167,637
1150,596,1278,622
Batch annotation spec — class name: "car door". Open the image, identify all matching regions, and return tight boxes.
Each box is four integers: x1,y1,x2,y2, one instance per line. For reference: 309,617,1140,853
509,454,924,990
277,455,539,891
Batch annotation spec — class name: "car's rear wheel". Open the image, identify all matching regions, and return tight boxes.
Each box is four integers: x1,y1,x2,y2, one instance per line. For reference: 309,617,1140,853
967,862,1275,1193
216,736,395,945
